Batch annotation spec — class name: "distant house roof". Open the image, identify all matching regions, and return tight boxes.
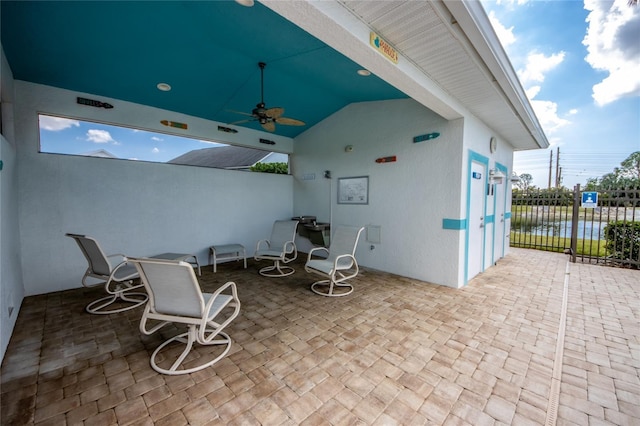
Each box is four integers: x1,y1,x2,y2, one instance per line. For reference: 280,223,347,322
81,149,117,158
168,145,271,169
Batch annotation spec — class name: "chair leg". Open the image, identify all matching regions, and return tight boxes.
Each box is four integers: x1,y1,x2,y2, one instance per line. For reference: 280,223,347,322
259,260,295,277
85,289,148,315
310,278,354,297
150,326,232,375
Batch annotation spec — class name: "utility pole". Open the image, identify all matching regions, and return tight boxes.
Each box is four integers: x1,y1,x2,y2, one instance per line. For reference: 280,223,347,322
548,150,553,189
555,147,560,188
558,167,562,187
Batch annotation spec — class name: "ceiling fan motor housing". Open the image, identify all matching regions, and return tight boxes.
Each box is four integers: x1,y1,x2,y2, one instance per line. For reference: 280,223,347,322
229,61,305,132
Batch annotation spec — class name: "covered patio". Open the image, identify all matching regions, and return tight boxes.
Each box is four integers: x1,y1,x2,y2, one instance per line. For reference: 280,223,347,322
1,248,638,425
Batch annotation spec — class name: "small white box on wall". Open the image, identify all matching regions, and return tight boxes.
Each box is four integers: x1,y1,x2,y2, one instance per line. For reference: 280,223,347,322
366,225,381,244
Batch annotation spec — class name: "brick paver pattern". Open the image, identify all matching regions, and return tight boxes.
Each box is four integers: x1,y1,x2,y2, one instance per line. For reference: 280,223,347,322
1,248,638,425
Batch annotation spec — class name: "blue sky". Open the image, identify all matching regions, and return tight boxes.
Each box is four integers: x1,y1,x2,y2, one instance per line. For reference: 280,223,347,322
39,115,224,162
481,0,640,189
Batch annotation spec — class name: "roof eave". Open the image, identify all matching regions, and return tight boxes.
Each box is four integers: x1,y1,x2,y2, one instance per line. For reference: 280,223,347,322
444,0,549,150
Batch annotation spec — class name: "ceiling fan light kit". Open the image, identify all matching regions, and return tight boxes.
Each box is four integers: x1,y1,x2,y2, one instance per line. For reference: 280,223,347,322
230,62,306,133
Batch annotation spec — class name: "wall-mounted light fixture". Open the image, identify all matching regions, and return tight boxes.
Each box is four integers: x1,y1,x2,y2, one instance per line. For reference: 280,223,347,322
489,169,506,184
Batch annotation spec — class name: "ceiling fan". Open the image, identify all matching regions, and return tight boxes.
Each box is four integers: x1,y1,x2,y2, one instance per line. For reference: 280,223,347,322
230,62,305,132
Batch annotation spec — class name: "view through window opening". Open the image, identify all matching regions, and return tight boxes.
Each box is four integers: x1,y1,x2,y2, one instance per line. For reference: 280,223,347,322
38,114,289,173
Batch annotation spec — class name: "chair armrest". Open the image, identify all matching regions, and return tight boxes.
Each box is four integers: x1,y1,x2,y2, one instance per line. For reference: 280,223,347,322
201,281,241,343
255,239,270,252
107,253,127,264
139,304,170,336
333,253,357,270
105,258,143,293
307,247,329,262
207,281,239,308
283,241,297,254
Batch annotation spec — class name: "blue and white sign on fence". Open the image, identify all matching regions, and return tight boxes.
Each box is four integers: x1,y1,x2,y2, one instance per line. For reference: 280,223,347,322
581,191,598,208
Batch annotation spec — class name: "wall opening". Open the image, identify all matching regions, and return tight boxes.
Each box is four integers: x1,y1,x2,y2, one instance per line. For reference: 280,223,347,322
38,114,289,173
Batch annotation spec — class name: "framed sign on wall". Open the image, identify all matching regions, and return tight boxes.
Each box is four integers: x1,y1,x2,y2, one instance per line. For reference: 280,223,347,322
338,176,369,205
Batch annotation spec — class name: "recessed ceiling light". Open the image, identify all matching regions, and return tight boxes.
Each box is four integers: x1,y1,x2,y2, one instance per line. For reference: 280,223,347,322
157,82,171,92
357,69,371,76
235,0,254,6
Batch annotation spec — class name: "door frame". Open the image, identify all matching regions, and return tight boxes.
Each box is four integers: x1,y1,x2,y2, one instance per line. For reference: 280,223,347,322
492,161,509,263
465,150,489,284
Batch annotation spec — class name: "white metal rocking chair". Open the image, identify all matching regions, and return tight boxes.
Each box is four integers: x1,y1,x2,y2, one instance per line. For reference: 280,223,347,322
66,233,147,314
254,220,299,277
305,225,365,297
128,257,240,375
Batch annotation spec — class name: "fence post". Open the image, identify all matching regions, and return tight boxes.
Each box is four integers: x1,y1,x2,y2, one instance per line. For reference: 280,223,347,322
570,184,580,263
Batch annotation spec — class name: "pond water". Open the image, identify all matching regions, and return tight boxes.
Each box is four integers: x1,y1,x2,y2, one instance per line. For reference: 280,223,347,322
520,220,606,239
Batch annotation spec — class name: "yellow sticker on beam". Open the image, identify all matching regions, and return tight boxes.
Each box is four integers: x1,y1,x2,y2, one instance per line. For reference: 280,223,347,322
370,32,398,64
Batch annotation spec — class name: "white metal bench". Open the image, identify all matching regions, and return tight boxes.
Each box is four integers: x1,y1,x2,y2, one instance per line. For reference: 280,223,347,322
209,244,247,273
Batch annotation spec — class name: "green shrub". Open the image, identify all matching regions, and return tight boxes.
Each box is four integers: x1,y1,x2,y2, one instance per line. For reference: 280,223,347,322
603,221,640,268
250,162,288,174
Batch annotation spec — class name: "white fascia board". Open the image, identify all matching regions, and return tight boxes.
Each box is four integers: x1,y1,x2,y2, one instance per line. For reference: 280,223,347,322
445,0,549,149
260,0,465,121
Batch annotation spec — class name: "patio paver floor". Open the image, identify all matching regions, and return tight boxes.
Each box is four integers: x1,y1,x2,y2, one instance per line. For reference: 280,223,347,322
1,248,638,425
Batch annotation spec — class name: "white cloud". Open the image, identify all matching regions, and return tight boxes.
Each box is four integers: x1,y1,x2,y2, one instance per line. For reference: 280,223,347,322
488,11,516,48
486,5,571,138
530,98,571,134
86,129,116,144
151,136,163,142
152,147,160,153
526,85,541,99
525,85,571,134
39,116,80,131
583,0,640,105
518,51,565,85
496,0,529,7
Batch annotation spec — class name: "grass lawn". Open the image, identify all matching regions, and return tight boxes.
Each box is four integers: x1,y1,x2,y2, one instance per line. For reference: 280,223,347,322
510,231,607,257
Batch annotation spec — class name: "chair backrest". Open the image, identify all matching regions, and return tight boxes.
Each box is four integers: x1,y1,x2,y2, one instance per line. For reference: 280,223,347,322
269,220,299,252
129,258,205,318
328,226,365,266
66,233,112,276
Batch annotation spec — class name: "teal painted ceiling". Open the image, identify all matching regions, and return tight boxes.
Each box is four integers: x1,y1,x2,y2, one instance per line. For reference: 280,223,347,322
1,1,407,137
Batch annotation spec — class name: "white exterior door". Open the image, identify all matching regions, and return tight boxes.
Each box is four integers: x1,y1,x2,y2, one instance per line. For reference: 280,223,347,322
494,181,506,262
468,160,486,280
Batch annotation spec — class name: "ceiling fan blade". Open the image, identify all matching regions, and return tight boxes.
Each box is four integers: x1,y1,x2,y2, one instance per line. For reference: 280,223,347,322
265,107,284,119
229,118,255,125
226,109,255,117
275,117,306,126
261,121,276,132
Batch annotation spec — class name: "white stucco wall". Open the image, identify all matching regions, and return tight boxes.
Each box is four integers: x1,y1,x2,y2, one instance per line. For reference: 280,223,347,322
462,114,515,279
1,46,24,362
292,98,516,288
14,81,295,296
293,98,466,287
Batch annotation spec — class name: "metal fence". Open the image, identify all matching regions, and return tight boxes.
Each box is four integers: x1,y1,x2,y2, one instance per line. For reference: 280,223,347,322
510,186,639,268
